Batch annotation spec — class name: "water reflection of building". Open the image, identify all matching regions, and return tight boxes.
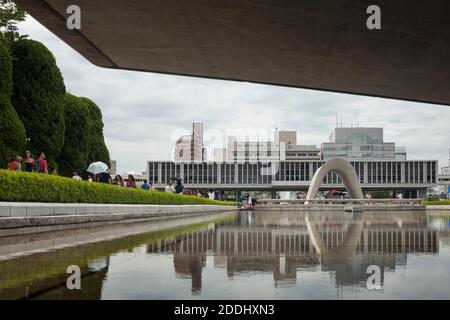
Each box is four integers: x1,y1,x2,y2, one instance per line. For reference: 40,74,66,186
173,255,205,294
147,212,438,292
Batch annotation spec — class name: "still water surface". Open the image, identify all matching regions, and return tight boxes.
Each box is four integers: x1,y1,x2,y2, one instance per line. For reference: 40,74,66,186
1,210,450,299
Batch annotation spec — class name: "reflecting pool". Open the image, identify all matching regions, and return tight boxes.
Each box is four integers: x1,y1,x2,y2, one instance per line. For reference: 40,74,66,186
1,210,450,299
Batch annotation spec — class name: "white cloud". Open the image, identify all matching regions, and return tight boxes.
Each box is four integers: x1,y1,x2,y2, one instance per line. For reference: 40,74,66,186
17,17,450,173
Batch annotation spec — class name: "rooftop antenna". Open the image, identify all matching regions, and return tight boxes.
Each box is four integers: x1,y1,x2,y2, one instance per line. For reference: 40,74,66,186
340,116,343,128
336,115,338,128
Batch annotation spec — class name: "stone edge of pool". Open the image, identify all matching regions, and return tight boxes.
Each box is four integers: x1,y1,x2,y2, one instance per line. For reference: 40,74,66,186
0,202,239,232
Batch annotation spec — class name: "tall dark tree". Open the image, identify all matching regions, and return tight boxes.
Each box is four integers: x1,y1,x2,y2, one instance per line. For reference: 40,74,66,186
57,94,92,176
0,0,26,39
83,97,110,165
0,37,26,168
11,38,66,169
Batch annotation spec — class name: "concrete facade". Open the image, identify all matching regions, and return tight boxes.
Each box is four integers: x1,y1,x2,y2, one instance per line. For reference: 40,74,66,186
148,160,437,196
14,0,450,105
174,122,205,161
321,127,405,161
0,203,234,218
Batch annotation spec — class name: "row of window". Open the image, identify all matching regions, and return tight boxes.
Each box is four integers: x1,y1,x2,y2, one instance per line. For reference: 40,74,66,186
148,161,437,185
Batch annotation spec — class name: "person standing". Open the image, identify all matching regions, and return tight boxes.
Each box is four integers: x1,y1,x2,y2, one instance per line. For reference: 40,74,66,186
72,171,82,181
165,182,175,193
208,190,215,200
114,175,125,187
175,179,184,194
247,194,253,208
35,152,48,174
24,151,35,172
127,175,137,188
99,170,112,184
141,179,151,190
7,155,21,171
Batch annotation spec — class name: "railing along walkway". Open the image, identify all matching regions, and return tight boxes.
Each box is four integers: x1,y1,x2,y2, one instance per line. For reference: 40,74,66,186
258,198,424,205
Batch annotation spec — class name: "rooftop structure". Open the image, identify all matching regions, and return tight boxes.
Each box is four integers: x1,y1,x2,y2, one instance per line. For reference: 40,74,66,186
321,127,406,161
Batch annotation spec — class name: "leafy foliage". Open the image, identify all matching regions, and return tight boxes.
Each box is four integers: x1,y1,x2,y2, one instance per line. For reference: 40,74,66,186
11,39,66,169
0,37,26,168
425,194,440,202
0,169,235,205
422,200,450,205
83,97,110,165
0,0,26,39
367,190,391,199
58,94,92,176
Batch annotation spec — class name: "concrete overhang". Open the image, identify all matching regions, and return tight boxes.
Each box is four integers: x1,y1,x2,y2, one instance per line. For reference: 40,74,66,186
15,0,450,106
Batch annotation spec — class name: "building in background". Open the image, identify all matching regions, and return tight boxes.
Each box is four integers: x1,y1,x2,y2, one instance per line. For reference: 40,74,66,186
437,149,450,199
225,129,320,162
321,127,406,161
110,160,117,175
150,122,438,199
174,122,206,162
213,148,227,162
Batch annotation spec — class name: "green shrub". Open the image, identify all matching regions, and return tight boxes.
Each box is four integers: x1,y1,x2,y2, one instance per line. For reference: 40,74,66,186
368,191,391,199
82,97,110,165
58,94,92,176
425,194,440,202
0,38,26,168
0,169,234,205
11,39,65,169
422,200,450,206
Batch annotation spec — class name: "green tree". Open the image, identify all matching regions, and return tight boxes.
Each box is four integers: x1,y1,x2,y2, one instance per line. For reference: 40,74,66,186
11,38,65,169
57,94,92,177
82,97,110,165
0,0,26,39
0,37,26,168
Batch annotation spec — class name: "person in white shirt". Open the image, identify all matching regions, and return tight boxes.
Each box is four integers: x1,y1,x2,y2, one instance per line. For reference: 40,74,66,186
72,171,82,181
165,182,175,193
208,190,215,200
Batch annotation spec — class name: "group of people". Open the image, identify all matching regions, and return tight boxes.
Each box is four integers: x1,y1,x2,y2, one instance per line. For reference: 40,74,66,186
73,171,153,191
164,179,184,194
240,193,255,209
7,151,48,174
163,178,219,200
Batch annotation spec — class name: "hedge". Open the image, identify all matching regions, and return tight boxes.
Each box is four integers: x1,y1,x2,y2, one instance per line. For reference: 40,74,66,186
57,94,92,177
0,170,234,206
422,200,450,206
0,38,26,168
12,39,66,169
83,97,110,165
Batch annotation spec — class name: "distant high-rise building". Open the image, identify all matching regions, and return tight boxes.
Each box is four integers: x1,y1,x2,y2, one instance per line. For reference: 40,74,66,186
214,148,227,162
110,160,117,175
441,148,450,174
321,127,406,161
224,129,319,162
174,121,205,161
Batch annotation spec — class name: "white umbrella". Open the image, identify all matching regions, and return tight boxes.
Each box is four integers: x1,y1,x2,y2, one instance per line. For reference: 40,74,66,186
87,161,109,175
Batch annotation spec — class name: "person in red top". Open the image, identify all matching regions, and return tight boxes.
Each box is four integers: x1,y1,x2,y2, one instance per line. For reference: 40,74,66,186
36,152,48,174
7,155,21,171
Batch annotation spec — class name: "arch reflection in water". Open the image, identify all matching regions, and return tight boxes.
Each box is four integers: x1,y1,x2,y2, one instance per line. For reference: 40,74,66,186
148,211,438,292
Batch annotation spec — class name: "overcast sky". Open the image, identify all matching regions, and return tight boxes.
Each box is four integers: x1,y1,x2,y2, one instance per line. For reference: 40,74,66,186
17,16,450,174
